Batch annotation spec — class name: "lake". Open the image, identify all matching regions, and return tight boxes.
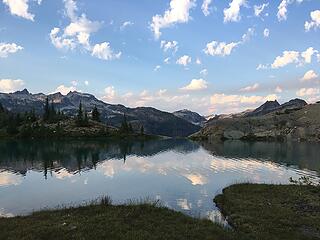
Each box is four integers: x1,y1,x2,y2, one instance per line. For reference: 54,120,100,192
0,139,319,223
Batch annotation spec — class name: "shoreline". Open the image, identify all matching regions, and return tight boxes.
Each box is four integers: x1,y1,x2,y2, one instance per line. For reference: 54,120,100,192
1,183,319,239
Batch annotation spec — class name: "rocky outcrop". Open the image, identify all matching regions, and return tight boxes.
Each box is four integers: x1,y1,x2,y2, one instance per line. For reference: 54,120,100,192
173,109,206,126
191,102,320,142
245,100,280,117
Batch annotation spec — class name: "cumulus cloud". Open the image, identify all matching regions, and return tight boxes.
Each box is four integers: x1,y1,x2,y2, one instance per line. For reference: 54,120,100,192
204,28,253,57
150,0,196,39
164,57,170,64
301,47,318,64
103,86,116,102
196,58,202,65
254,3,269,17
0,79,25,93
204,41,239,57
201,0,212,17
120,21,134,31
240,83,259,92
91,42,121,60
296,88,319,97
301,70,318,82
55,84,77,95
176,55,191,66
3,0,40,21
263,28,270,38
223,0,246,23
180,79,208,91
305,10,320,31
210,93,278,113
271,51,300,69
50,0,120,61
260,47,318,69
0,42,23,58
160,40,178,52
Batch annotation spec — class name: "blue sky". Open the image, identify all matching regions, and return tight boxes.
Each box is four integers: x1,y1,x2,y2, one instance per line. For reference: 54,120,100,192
0,0,319,114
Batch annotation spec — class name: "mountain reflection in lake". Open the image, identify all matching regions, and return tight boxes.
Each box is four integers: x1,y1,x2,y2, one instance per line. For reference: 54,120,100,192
0,139,319,222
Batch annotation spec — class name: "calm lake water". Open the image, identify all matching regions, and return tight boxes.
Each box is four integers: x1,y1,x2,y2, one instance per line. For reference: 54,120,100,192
0,139,319,222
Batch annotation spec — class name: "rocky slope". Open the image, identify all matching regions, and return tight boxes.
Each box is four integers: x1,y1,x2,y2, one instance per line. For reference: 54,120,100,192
192,100,320,142
173,109,206,126
0,89,200,137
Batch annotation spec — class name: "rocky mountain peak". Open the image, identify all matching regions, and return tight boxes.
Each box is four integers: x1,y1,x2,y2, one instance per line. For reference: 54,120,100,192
13,89,30,95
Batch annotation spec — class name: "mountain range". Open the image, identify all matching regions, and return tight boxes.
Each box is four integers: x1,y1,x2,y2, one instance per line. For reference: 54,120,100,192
0,89,201,137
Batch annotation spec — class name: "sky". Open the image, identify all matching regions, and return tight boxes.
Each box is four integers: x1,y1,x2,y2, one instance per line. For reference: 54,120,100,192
0,0,319,115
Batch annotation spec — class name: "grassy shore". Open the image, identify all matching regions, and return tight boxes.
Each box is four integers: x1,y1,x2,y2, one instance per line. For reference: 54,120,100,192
0,202,232,240
2,184,319,240
214,184,320,240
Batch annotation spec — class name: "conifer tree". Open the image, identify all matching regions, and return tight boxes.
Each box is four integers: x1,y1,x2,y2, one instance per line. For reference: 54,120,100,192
92,106,100,122
43,97,50,121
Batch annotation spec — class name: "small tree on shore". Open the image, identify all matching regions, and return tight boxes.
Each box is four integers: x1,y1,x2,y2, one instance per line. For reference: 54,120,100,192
92,106,100,122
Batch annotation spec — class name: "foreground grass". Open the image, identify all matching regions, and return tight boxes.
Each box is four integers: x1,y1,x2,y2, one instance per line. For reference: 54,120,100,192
214,184,320,240
0,203,232,240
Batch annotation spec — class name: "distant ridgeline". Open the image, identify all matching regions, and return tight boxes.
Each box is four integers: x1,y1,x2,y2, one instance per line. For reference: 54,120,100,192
0,89,201,138
192,99,320,142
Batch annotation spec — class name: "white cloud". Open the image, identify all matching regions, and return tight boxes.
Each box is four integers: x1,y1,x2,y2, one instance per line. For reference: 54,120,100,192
210,93,278,113
201,0,212,17
271,51,300,69
91,42,121,60
101,87,211,114
277,0,289,21
263,28,270,38
240,83,259,92
55,84,77,95
301,47,317,64
84,81,89,86
305,10,320,31
50,28,76,50
154,65,161,71
50,0,120,61
150,0,196,39
176,55,191,66
256,64,268,70
0,42,23,58
103,86,116,102
71,80,78,86
275,86,283,93
0,79,25,93
241,27,254,42
196,58,202,65
223,0,246,23
120,21,134,31
3,0,37,21
260,47,318,69
204,28,253,57
200,69,208,76
204,41,239,57
301,70,318,82
180,79,208,91
254,3,269,17
164,57,170,64
277,0,305,22
160,40,178,52
296,88,319,97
